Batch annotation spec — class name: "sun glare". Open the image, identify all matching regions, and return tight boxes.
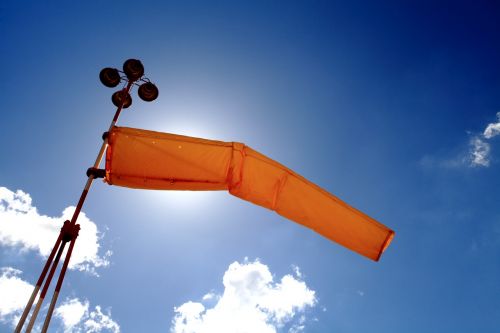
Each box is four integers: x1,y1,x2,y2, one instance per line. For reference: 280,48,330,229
141,190,221,216
162,120,221,140
131,102,234,219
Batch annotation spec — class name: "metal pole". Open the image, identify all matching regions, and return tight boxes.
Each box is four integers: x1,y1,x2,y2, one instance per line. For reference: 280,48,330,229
68,80,133,228
25,242,67,333
41,231,79,333
14,234,63,333
15,80,133,332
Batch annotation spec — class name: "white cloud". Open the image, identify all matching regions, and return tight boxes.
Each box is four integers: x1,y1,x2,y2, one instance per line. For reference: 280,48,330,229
422,112,500,168
0,186,111,274
483,112,500,139
470,136,491,167
291,265,302,279
288,315,306,333
469,112,500,167
171,259,317,333
0,267,35,326
202,292,217,301
55,298,89,330
55,298,120,333
0,267,119,332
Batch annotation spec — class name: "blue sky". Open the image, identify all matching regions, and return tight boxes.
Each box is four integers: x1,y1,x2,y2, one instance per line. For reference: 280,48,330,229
1,1,499,332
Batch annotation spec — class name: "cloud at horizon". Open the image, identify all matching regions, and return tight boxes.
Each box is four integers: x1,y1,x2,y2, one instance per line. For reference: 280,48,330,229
0,267,120,332
55,298,120,333
0,267,34,327
171,259,317,333
0,186,111,274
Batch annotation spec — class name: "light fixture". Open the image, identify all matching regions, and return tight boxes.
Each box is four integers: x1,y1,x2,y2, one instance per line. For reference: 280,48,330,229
99,68,121,87
112,90,132,108
123,59,144,81
138,82,159,102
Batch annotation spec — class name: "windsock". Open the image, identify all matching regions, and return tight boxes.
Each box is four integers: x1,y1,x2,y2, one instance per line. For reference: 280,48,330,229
105,126,394,261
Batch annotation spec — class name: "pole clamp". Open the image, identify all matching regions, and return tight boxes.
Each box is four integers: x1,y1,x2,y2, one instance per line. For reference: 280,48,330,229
61,220,80,243
86,168,106,179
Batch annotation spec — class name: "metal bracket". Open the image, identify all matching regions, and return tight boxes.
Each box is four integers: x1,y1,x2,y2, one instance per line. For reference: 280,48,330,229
86,167,106,179
60,221,80,243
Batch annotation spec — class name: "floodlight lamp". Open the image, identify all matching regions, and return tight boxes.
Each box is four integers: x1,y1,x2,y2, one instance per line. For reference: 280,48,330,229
99,68,121,87
138,82,159,102
123,59,144,81
112,90,132,108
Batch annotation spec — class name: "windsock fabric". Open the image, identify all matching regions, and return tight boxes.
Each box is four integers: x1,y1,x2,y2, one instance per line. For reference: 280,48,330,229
105,126,394,261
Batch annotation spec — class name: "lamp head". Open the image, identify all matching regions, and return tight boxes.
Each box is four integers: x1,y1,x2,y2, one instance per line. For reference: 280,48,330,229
112,90,132,108
99,68,121,87
138,82,159,102
123,59,144,81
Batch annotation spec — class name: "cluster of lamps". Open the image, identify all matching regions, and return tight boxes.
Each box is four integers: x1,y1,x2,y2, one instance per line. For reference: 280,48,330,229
99,59,159,107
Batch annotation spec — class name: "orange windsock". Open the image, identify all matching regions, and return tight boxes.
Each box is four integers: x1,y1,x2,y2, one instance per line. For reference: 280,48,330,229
105,126,394,261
